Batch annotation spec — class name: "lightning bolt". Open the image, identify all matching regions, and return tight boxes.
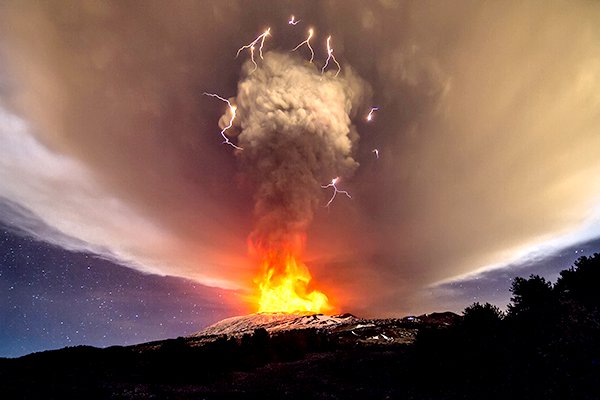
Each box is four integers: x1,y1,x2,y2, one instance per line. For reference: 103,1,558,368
236,28,271,66
249,46,258,73
288,15,300,25
203,92,243,151
366,107,379,122
321,177,352,207
292,28,315,63
321,36,341,77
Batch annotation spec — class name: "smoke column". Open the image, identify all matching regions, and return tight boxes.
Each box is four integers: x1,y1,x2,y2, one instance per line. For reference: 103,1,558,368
222,52,369,251
216,51,369,311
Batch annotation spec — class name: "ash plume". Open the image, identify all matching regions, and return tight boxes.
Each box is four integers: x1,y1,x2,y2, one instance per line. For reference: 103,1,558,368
222,52,370,250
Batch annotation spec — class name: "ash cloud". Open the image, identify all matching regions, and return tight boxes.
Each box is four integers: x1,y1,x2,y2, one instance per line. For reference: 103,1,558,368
226,52,369,249
1,1,600,316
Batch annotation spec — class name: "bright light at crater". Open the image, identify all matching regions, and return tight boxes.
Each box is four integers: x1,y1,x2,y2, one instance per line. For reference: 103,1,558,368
255,248,332,314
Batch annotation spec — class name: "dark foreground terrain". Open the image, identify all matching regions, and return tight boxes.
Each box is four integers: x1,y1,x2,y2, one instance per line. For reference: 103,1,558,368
2,254,600,399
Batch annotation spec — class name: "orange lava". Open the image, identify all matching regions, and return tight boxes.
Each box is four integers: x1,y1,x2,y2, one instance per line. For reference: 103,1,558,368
255,248,332,314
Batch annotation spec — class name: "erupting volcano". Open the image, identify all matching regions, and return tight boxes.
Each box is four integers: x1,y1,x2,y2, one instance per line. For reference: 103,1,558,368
213,52,369,314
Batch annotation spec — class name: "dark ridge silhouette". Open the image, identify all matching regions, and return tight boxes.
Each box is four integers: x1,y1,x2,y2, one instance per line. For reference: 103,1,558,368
1,254,600,399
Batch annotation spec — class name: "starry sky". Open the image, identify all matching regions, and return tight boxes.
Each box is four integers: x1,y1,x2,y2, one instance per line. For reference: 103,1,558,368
0,224,242,358
2,1,600,357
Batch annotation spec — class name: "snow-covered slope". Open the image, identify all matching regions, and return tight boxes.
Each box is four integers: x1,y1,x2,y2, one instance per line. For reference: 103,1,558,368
192,313,358,337
189,311,460,345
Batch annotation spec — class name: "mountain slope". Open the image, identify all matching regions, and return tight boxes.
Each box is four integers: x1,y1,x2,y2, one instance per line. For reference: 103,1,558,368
192,312,358,336
189,311,461,346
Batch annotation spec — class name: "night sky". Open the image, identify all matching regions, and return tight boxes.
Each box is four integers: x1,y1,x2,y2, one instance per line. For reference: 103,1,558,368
0,225,241,358
2,1,600,357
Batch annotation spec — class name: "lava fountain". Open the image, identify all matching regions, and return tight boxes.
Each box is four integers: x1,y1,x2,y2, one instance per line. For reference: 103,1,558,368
253,240,331,313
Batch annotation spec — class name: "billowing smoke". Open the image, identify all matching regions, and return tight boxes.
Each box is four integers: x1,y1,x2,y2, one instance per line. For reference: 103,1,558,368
221,52,370,251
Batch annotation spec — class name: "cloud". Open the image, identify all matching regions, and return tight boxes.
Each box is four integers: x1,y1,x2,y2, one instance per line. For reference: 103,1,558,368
0,1,255,289
229,51,369,248
0,107,238,286
1,1,600,315
353,0,600,313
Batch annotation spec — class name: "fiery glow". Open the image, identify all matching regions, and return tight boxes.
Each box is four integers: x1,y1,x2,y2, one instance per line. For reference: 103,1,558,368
255,248,332,314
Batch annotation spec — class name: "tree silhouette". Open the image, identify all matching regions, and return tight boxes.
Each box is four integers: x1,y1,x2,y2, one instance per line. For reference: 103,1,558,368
555,253,600,312
507,275,555,320
462,302,504,331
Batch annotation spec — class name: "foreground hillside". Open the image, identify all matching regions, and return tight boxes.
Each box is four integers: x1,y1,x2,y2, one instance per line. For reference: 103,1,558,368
0,312,458,399
1,254,600,399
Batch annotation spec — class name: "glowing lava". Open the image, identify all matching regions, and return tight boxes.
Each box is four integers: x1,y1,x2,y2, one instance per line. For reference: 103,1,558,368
255,248,332,314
